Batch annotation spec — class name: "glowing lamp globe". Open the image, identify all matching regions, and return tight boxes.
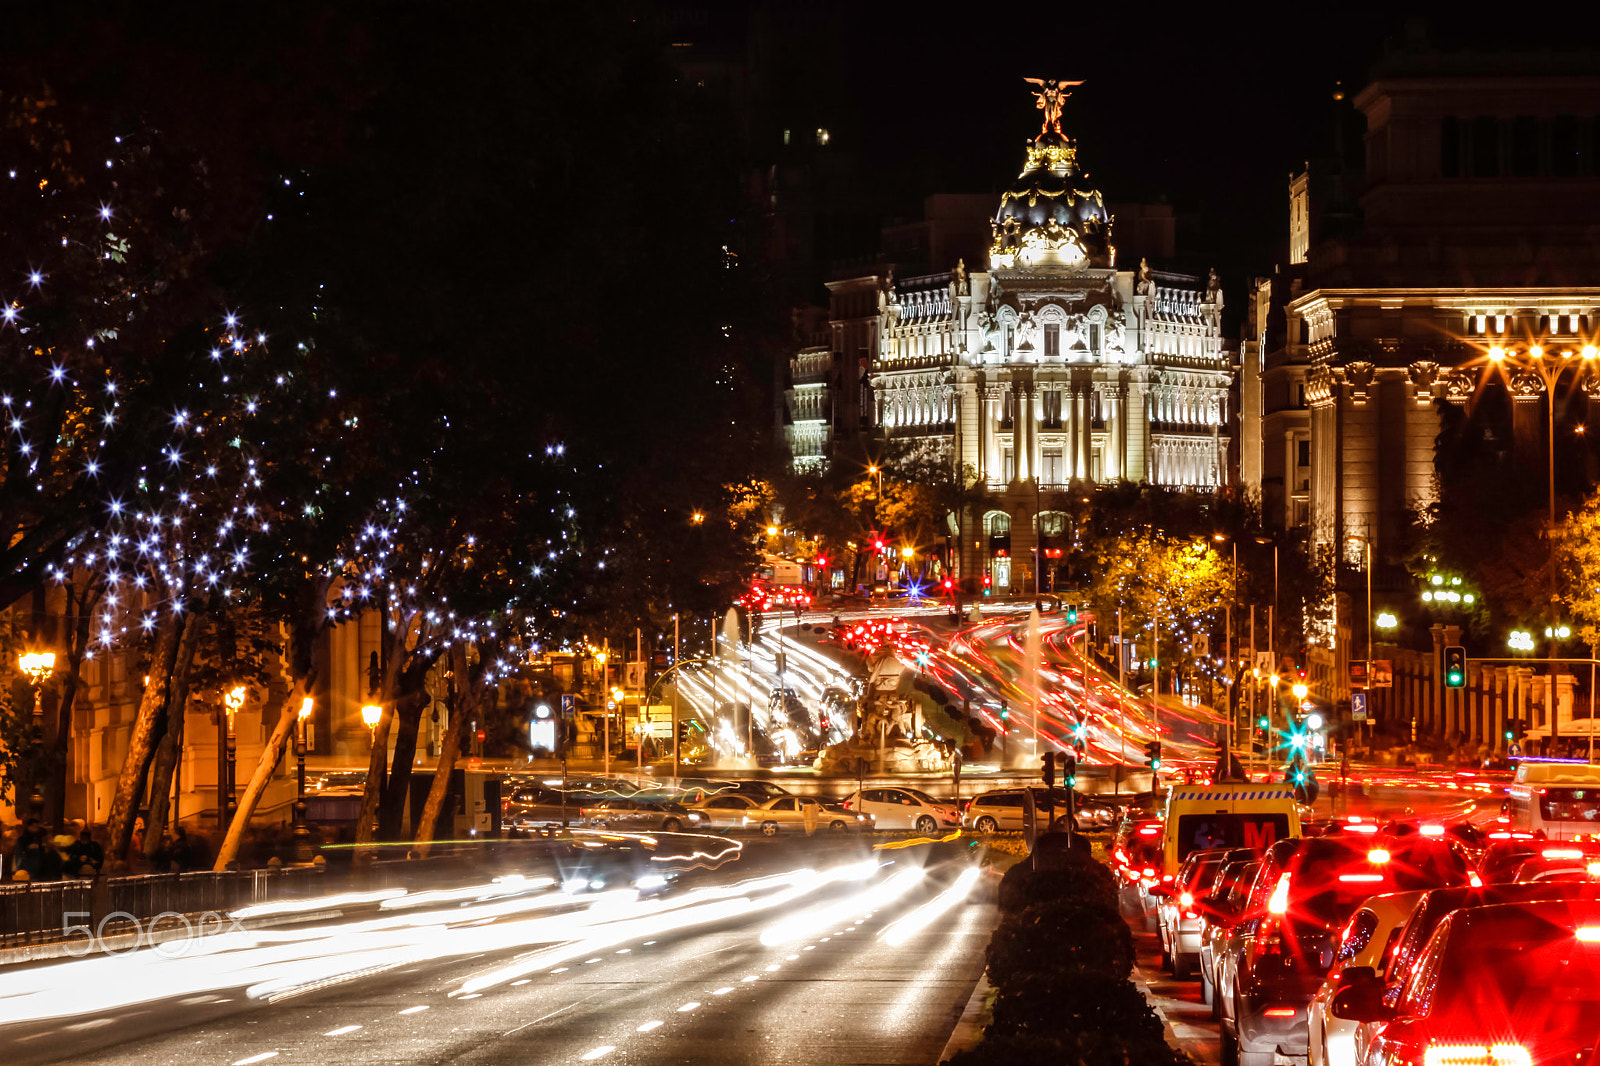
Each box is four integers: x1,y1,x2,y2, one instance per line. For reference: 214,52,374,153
361,704,382,728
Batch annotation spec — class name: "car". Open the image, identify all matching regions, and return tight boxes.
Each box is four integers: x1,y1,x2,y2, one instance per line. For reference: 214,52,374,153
1506,841,1600,882
687,792,760,829
741,795,870,835
503,783,583,829
579,798,704,833
1333,899,1600,1066
1220,833,1473,1066
1155,847,1254,978
964,788,1080,834
841,787,961,832
1477,830,1543,883
1341,881,1600,1066
1306,890,1426,1066
1199,858,1260,1014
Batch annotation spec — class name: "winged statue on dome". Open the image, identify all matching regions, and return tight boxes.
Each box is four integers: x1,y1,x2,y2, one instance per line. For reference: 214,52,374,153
1023,77,1085,137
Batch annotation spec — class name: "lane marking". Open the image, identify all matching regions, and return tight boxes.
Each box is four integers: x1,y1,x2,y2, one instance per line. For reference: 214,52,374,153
637,1021,663,1032
713,987,734,995
581,1046,615,1060
324,1025,362,1036
233,1055,279,1066
678,1002,700,1012
742,976,759,982
511,979,532,986
459,993,483,1000
551,968,569,974
399,1006,429,1015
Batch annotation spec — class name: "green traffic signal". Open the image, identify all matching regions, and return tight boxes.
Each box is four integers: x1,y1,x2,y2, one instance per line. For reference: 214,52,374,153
1257,717,1269,730
1443,645,1466,689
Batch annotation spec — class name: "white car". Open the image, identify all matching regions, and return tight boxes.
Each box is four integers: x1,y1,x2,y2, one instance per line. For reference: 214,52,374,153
688,793,760,829
1306,890,1424,1066
742,796,871,836
841,787,961,833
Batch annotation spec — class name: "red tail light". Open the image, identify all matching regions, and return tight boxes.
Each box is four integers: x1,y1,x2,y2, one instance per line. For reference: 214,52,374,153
842,799,852,810
1421,1045,1531,1066
1263,1008,1296,1018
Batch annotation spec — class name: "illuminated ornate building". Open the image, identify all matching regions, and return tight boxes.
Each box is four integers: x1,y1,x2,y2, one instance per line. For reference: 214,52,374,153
784,82,1232,590
1240,48,1600,731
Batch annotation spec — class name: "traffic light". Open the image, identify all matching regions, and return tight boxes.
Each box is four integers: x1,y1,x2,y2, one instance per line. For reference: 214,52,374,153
1144,740,1162,770
999,700,1010,723
1257,716,1270,732
1042,751,1057,788
983,574,992,596
941,576,954,594
1067,605,1079,623
1444,645,1466,688
1062,750,1077,787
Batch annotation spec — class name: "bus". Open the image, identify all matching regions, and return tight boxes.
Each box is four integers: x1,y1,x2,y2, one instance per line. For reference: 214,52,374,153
1503,760,1600,839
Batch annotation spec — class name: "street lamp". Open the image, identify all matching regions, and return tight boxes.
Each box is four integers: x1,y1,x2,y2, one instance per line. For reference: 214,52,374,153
1213,532,1239,768
18,650,55,815
1376,612,1399,630
1485,342,1598,744
361,703,383,745
690,512,704,525
295,696,313,861
222,685,246,827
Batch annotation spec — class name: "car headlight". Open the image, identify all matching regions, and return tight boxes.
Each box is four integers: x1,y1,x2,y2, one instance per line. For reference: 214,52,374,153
688,812,703,821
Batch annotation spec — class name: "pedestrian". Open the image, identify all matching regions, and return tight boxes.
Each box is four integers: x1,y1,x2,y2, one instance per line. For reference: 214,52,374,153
9,827,44,881
67,829,104,877
169,825,194,871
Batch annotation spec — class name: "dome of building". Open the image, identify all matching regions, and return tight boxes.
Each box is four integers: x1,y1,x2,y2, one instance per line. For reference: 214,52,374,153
990,130,1114,270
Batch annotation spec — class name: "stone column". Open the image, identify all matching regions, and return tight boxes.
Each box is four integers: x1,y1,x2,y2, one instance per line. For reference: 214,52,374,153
1105,384,1123,481
1078,380,1092,480
1032,387,1044,482
1125,381,1149,483
1017,381,1033,482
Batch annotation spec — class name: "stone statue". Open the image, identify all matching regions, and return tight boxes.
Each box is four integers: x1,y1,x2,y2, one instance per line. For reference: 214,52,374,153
1106,321,1126,353
954,257,969,296
1023,76,1086,137
1206,267,1223,308
1136,257,1155,296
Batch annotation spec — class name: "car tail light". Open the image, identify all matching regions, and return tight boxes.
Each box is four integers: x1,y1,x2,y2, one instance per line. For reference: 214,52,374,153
1368,849,1391,864
1543,848,1584,859
1263,1008,1296,1018
1179,892,1194,908
1469,872,1483,888
1576,927,1600,942
842,800,852,810
1142,868,1156,878
1267,872,1292,915
1420,825,1445,837
1339,874,1384,883
1162,874,1174,882
1421,1045,1531,1066
1347,823,1378,834
1139,826,1159,836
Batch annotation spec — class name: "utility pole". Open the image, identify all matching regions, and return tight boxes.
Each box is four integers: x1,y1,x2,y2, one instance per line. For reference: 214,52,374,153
602,637,611,777
672,613,680,785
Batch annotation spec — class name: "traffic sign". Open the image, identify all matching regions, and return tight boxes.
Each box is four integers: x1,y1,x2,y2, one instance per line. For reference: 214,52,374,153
1351,692,1368,722
561,694,575,714
1349,660,1369,689
1370,660,1393,689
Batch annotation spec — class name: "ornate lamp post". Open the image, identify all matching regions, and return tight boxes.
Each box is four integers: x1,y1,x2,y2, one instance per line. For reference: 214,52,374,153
18,651,56,816
1487,343,1598,745
222,685,245,827
294,696,313,861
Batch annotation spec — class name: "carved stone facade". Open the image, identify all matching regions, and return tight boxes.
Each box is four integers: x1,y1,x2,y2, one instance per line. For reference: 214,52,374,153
783,100,1232,590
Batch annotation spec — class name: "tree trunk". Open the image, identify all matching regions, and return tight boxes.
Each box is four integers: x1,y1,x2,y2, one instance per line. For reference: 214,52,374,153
142,616,203,850
379,690,429,839
414,693,468,856
106,618,186,861
213,672,314,870
142,734,178,863
354,702,394,845
43,578,100,828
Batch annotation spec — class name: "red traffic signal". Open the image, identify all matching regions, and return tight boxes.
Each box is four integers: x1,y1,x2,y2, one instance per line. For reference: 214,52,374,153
941,577,954,592
475,729,486,743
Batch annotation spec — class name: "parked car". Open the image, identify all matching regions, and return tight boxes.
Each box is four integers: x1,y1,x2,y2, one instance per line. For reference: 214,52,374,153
504,783,582,829
963,787,1079,833
687,792,760,829
579,798,704,833
841,787,961,833
741,796,870,835
1154,847,1253,978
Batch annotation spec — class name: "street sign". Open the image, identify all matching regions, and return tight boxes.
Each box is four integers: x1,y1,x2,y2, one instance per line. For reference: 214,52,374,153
561,694,575,714
1349,660,1369,689
1370,660,1393,689
625,661,646,690
1255,651,1273,674
1351,692,1368,722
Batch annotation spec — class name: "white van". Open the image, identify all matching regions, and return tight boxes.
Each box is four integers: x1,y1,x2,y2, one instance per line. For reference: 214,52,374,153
1504,760,1600,839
